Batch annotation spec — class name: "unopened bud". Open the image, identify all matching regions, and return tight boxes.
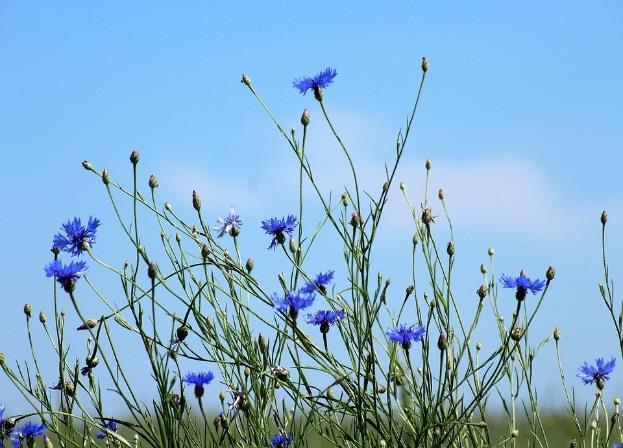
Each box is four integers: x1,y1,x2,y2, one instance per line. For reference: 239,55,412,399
477,284,488,300
399,181,406,191
510,327,524,342
289,238,298,254
241,74,251,86
82,160,94,171
425,159,432,170
199,245,209,261
39,311,46,324
149,175,158,189
350,212,362,227
272,365,289,381
23,303,32,318
546,266,556,281
412,234,419,246
130,149,140,165
447,241,455,257
382,182,390,193
488,247,495,257
476,341,482,350
301,109,310,126
102,169,110,185
438,188,444,200
77,319,98,331
511,429,519,438
86,355,99,368
421,57,429,73
148,261,158,280
341,192,349,207
244,367,251,378
176,325,189,342
480,264,487,274
192,190,201,211
165,202,172,211
554,327,561,341
438,333,448,351
245,258,254,273
406,285,414,296
219,390,226,402
601,210,608,225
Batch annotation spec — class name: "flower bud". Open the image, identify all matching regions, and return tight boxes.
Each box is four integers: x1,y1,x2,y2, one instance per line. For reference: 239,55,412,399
510,327,523,342
399,181,406,191
219,390,226,402
86,355,99,368
176,325,189,342
341,192,349,207
258,333,268,353
480,264,487,274
149,174,158,189
192,190,201,211
412,234,419,246
39,311,47,324
350,212,362,227
23,303,32,318
406,285,414,296
246,258,254,273
102,169,110,185
421,57,429,73
477,284,488,300
601,210,608,225
241,74,251,86
438,333,448,351
43,436,53,448
272,365,289,381
82,160,94,171
438,188,444,200
511,429,519,438
77,319,98,331
148,261,158,280
130,149,140,165
382,182,390,193
289,238,298,254
300,109,310,126
476,341,482,350
244,367,251,378
425,159,432,170
488,247,495,257
447,241,455,257
546,266,555,281
553,327,561,341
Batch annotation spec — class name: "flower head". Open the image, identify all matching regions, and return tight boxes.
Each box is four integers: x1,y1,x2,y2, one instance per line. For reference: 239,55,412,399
96,420,118,440
184,371,215,398
53,217,100,256
293,67,337,97
273,290,314,319
214,207,242,238
306,309,345,334
261,215,297,250
300,271,334,295
270,433,293,448
578,357,616,390
44,260,87,292
10,422,46,448
500,273,546,301
387,324,426,350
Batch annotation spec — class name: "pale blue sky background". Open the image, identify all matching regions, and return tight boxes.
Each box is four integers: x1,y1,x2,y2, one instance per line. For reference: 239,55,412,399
1,1,623,414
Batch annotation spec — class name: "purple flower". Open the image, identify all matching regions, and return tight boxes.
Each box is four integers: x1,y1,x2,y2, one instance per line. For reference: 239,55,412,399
96,420,118,440
500,273,546,301
386,324,426,350
53,216,100,256
293,67,337,96
272,290,315,319
261,215,297,250
578,357,616,390
300,271,334,295
184,371,214,398
270,433,293,448
44,260,87,292
306,310,345,334
10,422,46,448
214,207,242,237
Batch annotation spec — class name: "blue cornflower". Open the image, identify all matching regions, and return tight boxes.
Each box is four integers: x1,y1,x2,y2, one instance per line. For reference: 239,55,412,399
261,215,297,250
293,67,337,99
270,433,294,448
44,260,87,292
183,371,215,398
53,216,100,256
96,420,118,440
214,207,242,238
578,357,616,390
10,422,46,448
500,273,546,301
306,309,345,334
273,290,315,319
300,271,335,295
386,324,426,350
612,444,623,448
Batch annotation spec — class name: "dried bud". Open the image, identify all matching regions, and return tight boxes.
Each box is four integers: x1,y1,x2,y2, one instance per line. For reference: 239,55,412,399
422,208,434,226
553,327,561,341
425,159,432,170
477,284,488,300
510,327,524,342
82,160,94,171
241,73,251,86
421,57,429,73
272,365,290,381
438,188,444,200
102,169,110,185
39,311,47,324
447,241,455,257
546,266,556,281
438,333,448,351
480,264,487,274
86,355,99,368
23,303,32,318
300,109,310,126
176,325,189,342
192,190,201,211
601,210,608,225
77,319,98,331
341,192,349,207
148,174,158,189
130,149,140,165
246,257,254,273
406,285,414,296
148,261,158,280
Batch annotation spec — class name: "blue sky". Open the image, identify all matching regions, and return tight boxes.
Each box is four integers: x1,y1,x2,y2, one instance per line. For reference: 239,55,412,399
1,1,622,413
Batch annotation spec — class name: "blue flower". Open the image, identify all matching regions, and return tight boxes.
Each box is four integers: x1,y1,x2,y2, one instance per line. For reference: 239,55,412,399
500,273,546,301
44,260,88,292
261,215,297,250
184,371,215,398
10,422,46,448
578,357,616,390
273,290,315,319
386,324,426,350
293,67,337,96
300,271,334,295
306,309,345,333
96,420,118,439
53,216,100,256
612,444,623,448
270,433,293,448
214,207,242,238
